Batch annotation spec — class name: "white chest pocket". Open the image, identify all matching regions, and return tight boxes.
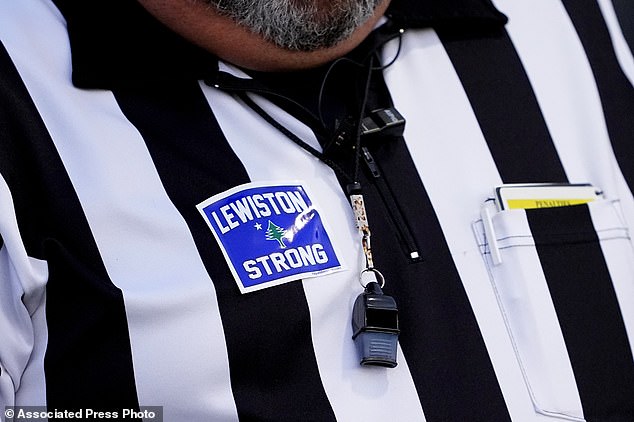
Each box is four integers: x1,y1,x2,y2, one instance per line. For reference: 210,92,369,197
473,199,634,421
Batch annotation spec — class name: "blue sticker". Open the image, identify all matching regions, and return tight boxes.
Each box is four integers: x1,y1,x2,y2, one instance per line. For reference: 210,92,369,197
197,182,343,293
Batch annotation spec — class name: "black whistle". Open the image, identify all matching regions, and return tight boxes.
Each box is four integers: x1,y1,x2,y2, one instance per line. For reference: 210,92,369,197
351,281,400,368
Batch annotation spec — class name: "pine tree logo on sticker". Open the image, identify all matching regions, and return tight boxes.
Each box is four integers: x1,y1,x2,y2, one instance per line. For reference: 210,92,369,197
197,182,344,293
265,220,287,248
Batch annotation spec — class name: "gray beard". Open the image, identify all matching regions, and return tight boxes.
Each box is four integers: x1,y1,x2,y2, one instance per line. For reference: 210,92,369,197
207,0,382,51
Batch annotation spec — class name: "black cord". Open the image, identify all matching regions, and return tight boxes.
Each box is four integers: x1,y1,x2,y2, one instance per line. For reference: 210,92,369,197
231,26,404,186
237,92,354,183
353,54,375,183
373,31,403,71
316,28,403,127
211,72,328,138
317,56,359,127
237,52,375,186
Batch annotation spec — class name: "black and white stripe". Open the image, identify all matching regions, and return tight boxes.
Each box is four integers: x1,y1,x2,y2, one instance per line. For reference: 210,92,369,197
0,39,139,411
439,6,634,417
112,81,338,421
1,0,633,420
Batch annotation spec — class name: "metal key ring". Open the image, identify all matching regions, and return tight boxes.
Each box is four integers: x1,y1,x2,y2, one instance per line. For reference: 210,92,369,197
359,268,385,288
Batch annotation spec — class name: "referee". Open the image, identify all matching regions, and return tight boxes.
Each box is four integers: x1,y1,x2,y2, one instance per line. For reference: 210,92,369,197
1,0,633,420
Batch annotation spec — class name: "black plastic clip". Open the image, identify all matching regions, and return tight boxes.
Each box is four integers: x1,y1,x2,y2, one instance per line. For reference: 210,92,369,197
360,108,406,139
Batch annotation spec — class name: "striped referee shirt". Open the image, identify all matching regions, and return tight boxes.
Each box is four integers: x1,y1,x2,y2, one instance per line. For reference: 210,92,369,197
1,0,634,420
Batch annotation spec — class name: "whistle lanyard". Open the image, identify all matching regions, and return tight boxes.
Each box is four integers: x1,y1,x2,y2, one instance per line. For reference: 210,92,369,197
213,27,407,367
348,182,383,286
235,53,380,281
236,70,401,368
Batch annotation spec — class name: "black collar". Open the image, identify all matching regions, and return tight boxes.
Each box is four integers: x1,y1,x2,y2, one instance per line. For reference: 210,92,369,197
51,0,506,89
